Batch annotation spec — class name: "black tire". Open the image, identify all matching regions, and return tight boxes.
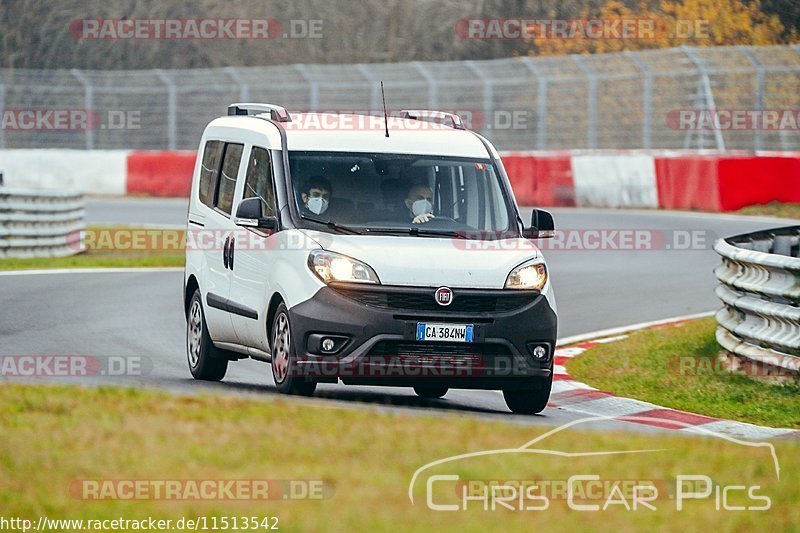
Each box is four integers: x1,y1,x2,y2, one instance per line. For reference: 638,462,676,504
502,373,553,415
186,289,228,381
270,303,317,396
413,386,448,399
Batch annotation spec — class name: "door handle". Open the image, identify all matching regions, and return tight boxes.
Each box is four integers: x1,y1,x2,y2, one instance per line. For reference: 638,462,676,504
228,237,235,270
223,236,230,269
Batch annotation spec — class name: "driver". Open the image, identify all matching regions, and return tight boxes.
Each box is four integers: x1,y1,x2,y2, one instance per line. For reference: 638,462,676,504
300,176,332,216
405,184,434,224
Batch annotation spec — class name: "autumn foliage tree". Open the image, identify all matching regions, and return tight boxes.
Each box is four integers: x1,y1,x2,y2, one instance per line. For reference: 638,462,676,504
531,0,789,56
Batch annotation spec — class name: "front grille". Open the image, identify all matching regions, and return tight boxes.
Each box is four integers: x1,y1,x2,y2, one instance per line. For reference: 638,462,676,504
364,340,510,367
333,285,537,314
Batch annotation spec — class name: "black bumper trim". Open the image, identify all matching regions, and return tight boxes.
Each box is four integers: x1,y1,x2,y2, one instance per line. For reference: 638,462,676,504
287,285,557,388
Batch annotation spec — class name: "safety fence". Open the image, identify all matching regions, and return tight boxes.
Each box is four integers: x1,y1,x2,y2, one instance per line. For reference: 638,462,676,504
0,45,798,152
0,188,85,258
714,226,800,377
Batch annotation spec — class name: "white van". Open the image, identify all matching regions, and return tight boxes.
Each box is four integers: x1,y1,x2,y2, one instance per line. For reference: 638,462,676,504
184,104,557,414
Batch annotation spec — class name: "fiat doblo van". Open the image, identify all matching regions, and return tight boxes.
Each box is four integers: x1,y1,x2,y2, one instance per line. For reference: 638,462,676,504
184,104,557,414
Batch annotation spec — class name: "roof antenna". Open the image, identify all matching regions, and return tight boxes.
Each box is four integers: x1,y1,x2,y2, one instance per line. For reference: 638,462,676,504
381,81,390,138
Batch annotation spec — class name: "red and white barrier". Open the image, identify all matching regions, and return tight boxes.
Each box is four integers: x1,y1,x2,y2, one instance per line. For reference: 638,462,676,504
126,151,196,197
0,149,798,211
0,149,130,195
505,150,800,211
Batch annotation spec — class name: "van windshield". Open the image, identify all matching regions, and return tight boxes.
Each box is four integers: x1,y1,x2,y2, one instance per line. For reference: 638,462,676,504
288,151,515,237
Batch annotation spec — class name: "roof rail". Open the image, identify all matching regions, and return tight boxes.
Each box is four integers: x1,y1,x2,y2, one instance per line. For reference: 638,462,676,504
228,103,292,123
399,110,465,130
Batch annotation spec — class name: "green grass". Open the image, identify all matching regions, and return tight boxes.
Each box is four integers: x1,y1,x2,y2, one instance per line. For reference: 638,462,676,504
567,317,800,429
0,226,185,271
0,253,184,270
0,384,797,531
736,202,800,220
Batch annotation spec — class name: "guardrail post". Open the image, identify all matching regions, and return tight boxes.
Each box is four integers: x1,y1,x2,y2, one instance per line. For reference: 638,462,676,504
412,62,438,109
154,70,177,150
740,47,765,152
681,46,726,152
627,51,652,150
293,64,319,111
572,55,598,149
520,56,549,150
0,80,5,149
70,69,95,149
464,60,493,133
355,64,380,113
225,67,251,102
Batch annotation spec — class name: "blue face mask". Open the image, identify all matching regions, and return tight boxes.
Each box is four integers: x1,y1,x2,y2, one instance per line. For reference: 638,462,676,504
411,199,432,217
306,196,329,215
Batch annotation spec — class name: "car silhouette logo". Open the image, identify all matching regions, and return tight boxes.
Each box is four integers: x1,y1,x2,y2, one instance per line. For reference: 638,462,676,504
435,287,453,306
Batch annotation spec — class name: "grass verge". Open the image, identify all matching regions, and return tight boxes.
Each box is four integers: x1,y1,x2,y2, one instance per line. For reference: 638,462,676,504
567,317,800,429
736,202,800,220
0,384,797,531
0,226,185,271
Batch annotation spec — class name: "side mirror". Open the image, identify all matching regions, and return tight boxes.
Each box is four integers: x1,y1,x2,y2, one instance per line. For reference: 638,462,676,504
234,198,279,230
525,208,555,239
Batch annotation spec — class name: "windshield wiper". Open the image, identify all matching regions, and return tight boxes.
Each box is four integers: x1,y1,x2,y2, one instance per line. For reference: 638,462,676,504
364,227,467,239
299,215,363,235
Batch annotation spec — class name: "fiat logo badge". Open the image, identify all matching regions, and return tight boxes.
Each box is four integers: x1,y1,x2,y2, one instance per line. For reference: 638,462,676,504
435,287,453,306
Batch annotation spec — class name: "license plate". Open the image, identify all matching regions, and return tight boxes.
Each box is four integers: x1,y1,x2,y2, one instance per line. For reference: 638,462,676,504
416,323,474,343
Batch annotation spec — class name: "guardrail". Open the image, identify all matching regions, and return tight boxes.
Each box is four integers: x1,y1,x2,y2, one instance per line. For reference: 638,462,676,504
0,188,85,258
714,226,800,377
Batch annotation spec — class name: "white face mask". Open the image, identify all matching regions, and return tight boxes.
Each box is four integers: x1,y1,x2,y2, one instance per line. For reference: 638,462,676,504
411,198,433,217
306,196,329,215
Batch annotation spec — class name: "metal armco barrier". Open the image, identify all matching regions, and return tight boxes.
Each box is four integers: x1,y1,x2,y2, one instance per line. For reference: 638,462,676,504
0,188,85,258
714,226,800,376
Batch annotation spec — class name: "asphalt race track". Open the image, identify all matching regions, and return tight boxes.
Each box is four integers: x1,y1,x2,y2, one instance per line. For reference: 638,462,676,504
1,198,795,428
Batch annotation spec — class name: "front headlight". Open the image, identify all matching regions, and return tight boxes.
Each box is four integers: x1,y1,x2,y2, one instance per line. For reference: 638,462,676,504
505,259,547,290
308,250,381,284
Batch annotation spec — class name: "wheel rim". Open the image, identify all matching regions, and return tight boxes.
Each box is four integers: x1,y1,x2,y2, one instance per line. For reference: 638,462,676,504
187,300,203,369
272,313,291,384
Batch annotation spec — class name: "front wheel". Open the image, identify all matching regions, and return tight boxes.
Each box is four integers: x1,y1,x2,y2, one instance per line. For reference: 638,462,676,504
186,289,228,381
270,303,317,396
502,374,552,415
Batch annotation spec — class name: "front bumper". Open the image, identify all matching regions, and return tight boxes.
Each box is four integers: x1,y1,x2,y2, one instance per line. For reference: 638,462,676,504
287,283,557,390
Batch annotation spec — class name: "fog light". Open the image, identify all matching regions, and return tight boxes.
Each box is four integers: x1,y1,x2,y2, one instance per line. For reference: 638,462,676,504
532,346,547,360
322,338,336,352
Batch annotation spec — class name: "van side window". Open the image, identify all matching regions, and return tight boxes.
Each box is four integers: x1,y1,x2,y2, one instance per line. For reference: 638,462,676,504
198,140,223,208
243,147,276,217
215,143,244,215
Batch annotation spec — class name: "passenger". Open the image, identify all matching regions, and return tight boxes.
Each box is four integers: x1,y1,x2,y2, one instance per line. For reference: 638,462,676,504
300,176,332,216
